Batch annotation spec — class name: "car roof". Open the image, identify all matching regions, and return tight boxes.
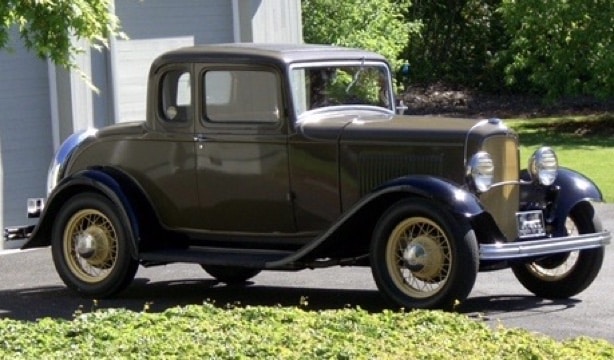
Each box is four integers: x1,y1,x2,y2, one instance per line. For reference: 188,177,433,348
152,43,389,68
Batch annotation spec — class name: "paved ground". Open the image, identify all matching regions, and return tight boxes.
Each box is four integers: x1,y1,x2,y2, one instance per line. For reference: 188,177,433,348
0,204,612,342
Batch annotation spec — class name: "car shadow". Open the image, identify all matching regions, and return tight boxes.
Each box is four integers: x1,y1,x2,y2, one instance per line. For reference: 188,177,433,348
0,277,581,322
459,294,580,321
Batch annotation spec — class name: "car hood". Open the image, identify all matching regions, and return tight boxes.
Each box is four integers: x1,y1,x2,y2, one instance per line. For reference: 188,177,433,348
298,112,489,145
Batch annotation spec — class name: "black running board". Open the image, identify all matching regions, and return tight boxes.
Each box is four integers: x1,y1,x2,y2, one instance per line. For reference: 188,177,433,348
139,246,294,268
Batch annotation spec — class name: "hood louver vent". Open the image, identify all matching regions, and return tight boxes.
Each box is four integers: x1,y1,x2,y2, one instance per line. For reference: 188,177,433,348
358,153,444,195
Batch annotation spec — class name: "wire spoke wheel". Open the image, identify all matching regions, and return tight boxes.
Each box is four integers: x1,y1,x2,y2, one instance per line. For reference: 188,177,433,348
370,199,478,310
52,192,138,297
512,205,605,299
64,209,119,283
526,218,579,281
386,217,452,298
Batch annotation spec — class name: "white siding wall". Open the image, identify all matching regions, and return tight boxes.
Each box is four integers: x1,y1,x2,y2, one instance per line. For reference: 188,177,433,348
0,30,54,228
116,0,233,42
239,0,303,43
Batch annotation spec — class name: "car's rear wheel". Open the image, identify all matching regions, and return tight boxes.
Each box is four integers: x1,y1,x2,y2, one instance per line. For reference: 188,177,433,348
511,206,605,299
370,199,479,310
202,265,261,284
51,192,138,297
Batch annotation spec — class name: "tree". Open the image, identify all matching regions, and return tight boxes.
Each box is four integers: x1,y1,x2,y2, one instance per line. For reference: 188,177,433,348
499,0,613,99
302,0,421,73
0,0,121,71
403,0,507,91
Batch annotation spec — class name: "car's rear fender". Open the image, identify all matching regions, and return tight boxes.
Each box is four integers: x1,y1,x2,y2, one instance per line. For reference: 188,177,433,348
22,167,159,258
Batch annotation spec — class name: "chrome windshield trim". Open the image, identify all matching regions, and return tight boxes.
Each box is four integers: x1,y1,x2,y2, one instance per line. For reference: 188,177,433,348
479,231,611,260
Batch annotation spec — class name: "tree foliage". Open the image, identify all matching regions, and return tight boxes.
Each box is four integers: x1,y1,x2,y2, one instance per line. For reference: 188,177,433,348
302,0,421,72
499,0,613,99
403,0,507,91
0,0,120,70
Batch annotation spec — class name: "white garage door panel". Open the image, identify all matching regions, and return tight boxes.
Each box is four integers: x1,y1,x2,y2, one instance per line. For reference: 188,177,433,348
115,36,194,122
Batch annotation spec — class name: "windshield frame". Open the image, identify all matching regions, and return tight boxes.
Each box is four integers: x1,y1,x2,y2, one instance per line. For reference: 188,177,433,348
289,60,395,119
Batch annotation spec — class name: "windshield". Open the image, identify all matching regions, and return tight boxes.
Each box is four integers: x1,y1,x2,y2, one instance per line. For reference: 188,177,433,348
290,61,394,118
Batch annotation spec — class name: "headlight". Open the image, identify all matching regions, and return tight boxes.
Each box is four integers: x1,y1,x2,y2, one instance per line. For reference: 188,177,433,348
528,147,558,186
468,151,494,193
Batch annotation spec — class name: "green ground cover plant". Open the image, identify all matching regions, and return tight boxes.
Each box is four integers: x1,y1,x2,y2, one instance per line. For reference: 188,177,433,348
1,303,613,359
509,113,614,201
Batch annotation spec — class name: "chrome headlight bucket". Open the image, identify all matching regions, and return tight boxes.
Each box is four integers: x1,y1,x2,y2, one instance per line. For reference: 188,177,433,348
47,128,98,196
528,147,558,186
467,151,495,193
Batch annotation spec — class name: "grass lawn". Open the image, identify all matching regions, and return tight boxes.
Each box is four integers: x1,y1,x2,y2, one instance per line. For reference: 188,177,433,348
508,113,614,202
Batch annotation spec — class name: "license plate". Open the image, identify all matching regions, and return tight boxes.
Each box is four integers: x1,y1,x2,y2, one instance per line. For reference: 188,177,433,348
516,210,546,238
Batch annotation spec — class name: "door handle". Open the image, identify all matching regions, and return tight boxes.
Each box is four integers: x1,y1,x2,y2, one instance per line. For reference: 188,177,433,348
194,134,208,142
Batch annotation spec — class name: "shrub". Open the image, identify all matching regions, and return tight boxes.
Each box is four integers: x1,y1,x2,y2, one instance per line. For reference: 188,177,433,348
499,0,614,100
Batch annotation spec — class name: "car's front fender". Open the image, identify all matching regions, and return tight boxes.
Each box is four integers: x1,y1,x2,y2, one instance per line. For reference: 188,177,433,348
552,167,605,235
521,167,605,236
267,175,490,268
372,175,485,217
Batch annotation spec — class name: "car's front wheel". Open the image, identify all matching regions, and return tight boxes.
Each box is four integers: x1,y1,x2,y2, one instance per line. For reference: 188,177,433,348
202,265,261,284
511,206,605,299
51,192,138,297
370,199,479,310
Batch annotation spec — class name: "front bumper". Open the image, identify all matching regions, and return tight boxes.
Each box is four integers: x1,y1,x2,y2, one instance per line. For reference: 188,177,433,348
479,231,611,260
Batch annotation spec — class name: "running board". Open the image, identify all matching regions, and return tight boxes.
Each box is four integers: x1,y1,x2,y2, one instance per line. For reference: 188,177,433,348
139,246,294,268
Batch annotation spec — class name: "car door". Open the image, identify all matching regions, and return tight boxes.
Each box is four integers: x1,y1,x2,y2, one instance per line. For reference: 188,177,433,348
123,64,200,230
194,65,295,233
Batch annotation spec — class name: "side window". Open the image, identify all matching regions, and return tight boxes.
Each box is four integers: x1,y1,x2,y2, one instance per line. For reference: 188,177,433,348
204,69,280,124
160,70,192,123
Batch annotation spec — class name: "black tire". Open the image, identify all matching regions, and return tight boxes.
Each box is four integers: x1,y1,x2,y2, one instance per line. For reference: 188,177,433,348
202,265,261,284
370,199,479,310
511,207,605,299
51,192,138,297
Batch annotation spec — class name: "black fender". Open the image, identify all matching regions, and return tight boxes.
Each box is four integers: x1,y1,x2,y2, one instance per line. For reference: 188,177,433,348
372,175,485,216
267,175,488,268
521,167,604,236
22,167,158,258
552,167,604,235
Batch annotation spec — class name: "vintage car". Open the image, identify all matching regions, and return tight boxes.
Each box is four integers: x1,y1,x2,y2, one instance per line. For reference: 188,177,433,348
15,43,610,310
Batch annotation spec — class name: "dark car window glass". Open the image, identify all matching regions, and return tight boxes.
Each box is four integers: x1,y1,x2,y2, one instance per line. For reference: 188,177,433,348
160,70,191,122
204,69,280,124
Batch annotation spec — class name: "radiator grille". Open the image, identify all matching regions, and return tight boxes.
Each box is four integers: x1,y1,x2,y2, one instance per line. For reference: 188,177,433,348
479,135,520,241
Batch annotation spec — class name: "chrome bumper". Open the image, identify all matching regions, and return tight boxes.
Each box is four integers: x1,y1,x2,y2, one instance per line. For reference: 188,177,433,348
479,231,611,260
